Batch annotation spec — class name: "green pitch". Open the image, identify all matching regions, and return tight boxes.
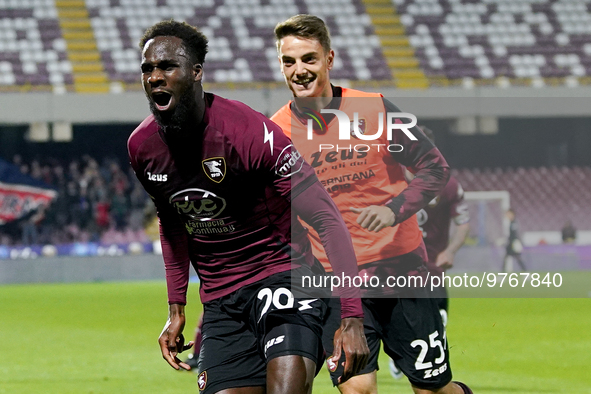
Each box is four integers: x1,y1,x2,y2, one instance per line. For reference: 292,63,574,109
0,275,589,394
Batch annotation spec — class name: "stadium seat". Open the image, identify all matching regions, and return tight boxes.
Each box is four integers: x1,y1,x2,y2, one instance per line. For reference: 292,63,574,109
0,0,71,90
394,0,591,84
85,0,391,84
453,166,591,232
2,0,591,88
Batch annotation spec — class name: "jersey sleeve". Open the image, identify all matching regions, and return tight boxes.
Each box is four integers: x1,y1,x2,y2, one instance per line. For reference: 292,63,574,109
382,99,451,224
246,115,363,318
242,116,317,201
128,132,191,306
156,201,192,305
292,181,363,319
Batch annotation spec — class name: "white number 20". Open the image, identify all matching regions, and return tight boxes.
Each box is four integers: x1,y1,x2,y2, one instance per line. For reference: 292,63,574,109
257,287,294,321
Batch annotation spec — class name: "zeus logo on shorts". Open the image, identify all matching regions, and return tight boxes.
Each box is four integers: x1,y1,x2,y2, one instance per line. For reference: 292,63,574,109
264,335,285,355
169,188,227,221
424,363,448,379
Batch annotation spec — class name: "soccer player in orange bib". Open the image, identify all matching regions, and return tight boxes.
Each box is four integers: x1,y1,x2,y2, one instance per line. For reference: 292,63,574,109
271,14,473,394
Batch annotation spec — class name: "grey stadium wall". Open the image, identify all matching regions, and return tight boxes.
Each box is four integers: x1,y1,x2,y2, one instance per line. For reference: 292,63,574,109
1,86,591,124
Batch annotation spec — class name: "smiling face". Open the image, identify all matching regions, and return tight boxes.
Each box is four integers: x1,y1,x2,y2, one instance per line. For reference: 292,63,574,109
141,35,202,129
278,35,334,99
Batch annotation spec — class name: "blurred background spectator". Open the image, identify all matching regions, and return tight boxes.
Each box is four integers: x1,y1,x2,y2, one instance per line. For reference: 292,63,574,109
0,154,154,246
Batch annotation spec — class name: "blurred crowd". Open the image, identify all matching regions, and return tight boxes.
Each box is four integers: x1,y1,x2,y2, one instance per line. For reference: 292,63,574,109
0,154,156,246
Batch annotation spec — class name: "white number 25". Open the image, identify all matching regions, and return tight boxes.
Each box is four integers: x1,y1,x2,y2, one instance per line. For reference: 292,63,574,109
410,330,446,370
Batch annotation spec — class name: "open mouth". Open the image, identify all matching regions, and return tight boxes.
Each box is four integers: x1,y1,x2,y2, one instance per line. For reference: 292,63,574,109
294,76,316,87
152,91,173,111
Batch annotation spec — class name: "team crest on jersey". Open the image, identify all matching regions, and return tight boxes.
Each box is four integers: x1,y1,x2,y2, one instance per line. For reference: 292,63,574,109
326,356,338,372
350,118,367,138
198,371,207,391
202,157,226,183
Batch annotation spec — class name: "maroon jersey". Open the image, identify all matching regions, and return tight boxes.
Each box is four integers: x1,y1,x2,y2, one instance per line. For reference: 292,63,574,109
128,93,361,316
417,176,469,274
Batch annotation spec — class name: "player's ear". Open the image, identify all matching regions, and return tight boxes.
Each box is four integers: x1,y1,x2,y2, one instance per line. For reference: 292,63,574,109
276,44,286,76
193,63,203,81
278,56,286,76
326,49,335,71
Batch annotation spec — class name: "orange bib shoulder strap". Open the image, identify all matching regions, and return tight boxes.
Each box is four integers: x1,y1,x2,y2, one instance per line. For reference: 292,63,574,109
341,87,383,99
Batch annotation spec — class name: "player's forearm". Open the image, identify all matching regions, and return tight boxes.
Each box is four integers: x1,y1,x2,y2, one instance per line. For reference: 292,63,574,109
164,265,190,306
387,157,450,224
383,104,451,224
168,303,186,319
293,182,363,318
160,220,191,305
446,222,470,255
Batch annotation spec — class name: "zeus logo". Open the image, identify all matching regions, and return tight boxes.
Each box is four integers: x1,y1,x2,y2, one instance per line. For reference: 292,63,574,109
264,335,285,355
147,172,167,182
263,123,274,155
307,110,418,141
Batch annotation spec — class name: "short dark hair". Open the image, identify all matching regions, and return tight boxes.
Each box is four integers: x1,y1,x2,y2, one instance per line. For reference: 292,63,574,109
139,19,208,65
274,14,331,54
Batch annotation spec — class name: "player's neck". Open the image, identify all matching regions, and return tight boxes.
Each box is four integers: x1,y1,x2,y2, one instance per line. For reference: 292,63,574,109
193,88,206,125
293,85,333,112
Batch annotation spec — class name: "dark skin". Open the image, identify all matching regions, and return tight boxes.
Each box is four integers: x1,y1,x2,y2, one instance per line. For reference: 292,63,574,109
141,36,205,128
142,35,369,392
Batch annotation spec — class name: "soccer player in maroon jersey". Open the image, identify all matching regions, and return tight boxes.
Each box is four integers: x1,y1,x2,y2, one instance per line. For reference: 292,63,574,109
128,20,369,394
271,14,473,394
